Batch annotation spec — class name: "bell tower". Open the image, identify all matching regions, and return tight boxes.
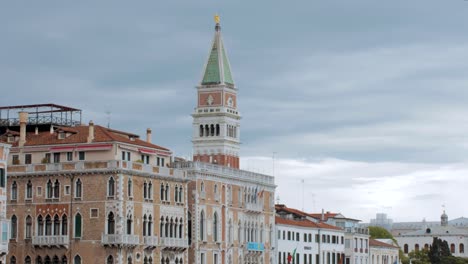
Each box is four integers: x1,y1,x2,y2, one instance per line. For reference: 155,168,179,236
192,16,241,168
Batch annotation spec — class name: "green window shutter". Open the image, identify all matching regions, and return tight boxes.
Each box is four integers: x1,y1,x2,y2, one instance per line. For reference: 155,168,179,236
75,214,82,238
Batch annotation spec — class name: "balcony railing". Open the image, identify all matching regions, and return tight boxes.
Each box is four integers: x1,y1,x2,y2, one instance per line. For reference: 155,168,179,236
159,237,188,248
32,236,69,247
173,161,275,186
101,234,139,247
245,203,263,212
345,227,369,235
144,236,159,248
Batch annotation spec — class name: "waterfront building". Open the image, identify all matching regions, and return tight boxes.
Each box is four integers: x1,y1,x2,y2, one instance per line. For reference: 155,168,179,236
0,104,189,264
275,205,345,264
368,239,399,264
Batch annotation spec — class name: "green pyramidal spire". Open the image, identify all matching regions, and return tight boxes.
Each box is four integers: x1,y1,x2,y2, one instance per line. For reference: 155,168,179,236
201,20,235,85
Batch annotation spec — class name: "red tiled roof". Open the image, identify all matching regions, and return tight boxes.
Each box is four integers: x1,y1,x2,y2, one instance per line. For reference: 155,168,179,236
369,239,399,249
275,216,342,231
308,213,339,221
0,125,170,152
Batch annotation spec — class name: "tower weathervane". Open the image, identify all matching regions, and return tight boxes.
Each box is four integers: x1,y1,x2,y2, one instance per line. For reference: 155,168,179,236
214,14,220,24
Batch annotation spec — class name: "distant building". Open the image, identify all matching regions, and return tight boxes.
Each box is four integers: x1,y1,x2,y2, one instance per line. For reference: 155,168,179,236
395,211,468,258
369,213,393,231
369,239,399,264
0,143,11,264
275,205,345,264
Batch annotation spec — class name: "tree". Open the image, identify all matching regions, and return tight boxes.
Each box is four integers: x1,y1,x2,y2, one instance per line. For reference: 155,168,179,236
429,237,451,263
368,226,395,242
408,249,430,264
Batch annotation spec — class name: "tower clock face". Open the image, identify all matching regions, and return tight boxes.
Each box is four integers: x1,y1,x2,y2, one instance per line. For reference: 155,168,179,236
227,97,233,107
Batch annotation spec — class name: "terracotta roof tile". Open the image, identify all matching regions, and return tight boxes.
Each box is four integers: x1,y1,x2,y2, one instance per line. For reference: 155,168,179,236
369,239,399,249
275,216,342,231
0,125,170,152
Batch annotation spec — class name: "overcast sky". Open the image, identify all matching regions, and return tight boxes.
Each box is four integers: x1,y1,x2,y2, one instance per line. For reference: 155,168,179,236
1,1,468,222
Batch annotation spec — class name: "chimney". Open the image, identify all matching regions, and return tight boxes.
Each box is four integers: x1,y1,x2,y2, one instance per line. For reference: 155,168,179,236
35,127,39,135
87,121,94,143
50,125,54,134
321,209,325,222
19,112,28,147
146,128,152,143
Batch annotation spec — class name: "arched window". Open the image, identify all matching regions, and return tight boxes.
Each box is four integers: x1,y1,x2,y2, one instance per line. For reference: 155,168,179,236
53,215,60,235
11,181,18,200
149,257,153,264
205,125,209,137
53,255,59,264
200,182,204,192
178,186,183,203
160,216,164,237
127,178,132,197
144,256,148,264
228,220,232,243
107,255,114,264
200,210,205,241
179,219,183,239
25,215,32,239
460,243,465,253
54,180,60,198
165,217,169,237
238,221,242,242
170,218,174,237
25,256,31,264
45,215,52,236
36,256,43,264
62,215,67,236
127,214,133,235
451,243,456,254
61,256,67,264
148,215,153,236
108,212,115,234
74,213,82,238
216,124,220,136
75,179,82,198
165,184,169,201
26,180,33,199
415,244,420,252
45,256,51,264
213,212,218,242
128,256,132,264
404,244,408,254
10,256,16,264
148,181,152,199
175,185,179,202
47,180,53,198
11,215,17,239
38,215,44,236
210,124,215,136
143,215,147,236
160,183,165,201
144,182,148,199
108,177,115,197
199,125,204,137
74,255,81,264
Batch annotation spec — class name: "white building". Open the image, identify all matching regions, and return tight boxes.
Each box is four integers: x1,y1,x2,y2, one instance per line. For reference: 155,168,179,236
275,205,345,264
309,212,369,264
395,211,468,258
369,239,399,264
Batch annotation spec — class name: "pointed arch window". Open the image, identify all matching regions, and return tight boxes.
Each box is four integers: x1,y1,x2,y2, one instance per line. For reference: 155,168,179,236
26,180,33,199
38,215,44,236
160,217,164,237
143,215,147,236
127,178,133,197
25,256,31,264
74,255,81,264
36,256,43,264
47,180,53,199
179,218,183,238
200,210,205,241
61,256,67,264
127,214,133,235
11,181,18,200
216,124,220,136
11,215,17,239
160,183,165,201
175,185,179,202
74,213,82,238
10,256,16,264
178,186,183,203
148,181,152,200
165,184,169,202
108,212,115,234
45,215,52,236
75,178,82,198
54,180,60,198
53,215,60,235
205,125,209,137
213,212,218,242
26,215,32,239
53,255,59,264
199,125,204,137
210,124,215,136
62,215,67,236
148,215,153,236
107,256,114,264
143,182,148,199
108,177,115,197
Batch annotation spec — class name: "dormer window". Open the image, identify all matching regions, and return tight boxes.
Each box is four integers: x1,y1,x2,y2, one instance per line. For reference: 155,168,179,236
7,136,14,143
58,132,65,139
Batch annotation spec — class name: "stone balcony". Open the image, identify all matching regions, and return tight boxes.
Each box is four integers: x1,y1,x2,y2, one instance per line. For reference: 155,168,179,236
32,235,69,248
245,202,263,213
159,237,188,251
143,236,159,249
101,234,139,247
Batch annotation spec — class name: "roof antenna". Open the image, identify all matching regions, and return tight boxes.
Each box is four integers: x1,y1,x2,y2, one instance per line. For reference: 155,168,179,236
106,110,111,128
